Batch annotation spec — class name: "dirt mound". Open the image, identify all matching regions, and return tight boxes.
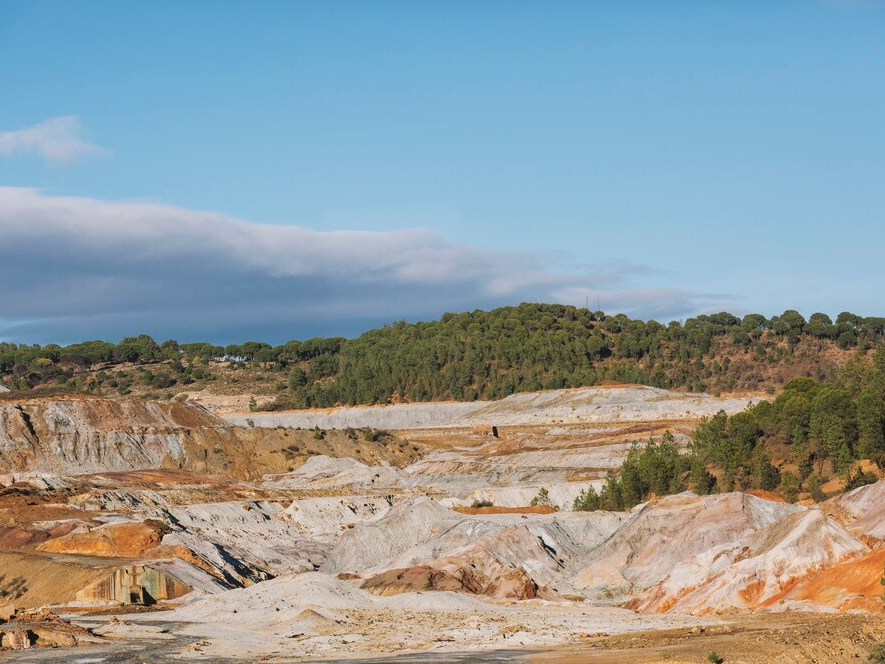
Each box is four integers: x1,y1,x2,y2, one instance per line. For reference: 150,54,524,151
362,562,548,600
321,497,462,574
574,492,801,601
168,571,378,624
361,525,564,600
164,570,491,630
632,508,870,614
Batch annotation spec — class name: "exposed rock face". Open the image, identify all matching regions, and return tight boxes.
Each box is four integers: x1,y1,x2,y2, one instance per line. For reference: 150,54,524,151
1,628,35,649
0,397,230,474
161,500,329,583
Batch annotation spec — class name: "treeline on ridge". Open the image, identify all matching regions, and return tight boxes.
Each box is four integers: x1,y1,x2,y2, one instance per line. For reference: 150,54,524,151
2,304,885,404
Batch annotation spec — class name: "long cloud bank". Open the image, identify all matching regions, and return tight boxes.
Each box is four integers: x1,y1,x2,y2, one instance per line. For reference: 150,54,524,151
0,187,732,343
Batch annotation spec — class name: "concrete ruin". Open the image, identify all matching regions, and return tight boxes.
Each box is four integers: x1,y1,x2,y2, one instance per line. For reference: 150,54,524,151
75,565,193,606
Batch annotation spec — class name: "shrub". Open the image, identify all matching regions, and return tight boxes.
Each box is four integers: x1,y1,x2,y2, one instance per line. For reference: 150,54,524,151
846,471,879,491
807,474,826,502
572,486,600,512
151,373,176,389
530,487,553,507
779,471,799,503
471,499,494,508
867,643,885,664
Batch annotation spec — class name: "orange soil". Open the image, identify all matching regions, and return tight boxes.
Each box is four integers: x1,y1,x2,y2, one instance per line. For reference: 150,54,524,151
745,489,786,503
762,548,885,612
33,519,225,580
38,520,164,558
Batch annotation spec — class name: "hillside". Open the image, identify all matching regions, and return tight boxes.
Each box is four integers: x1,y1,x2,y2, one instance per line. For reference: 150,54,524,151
1,379,885,659
2,305,883,409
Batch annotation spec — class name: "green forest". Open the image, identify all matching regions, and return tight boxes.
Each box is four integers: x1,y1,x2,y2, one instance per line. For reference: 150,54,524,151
2,304,885,406
574,346,885,509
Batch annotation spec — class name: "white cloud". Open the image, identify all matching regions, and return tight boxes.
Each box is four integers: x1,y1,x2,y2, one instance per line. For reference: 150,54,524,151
0,187,735,343
0,116,104,165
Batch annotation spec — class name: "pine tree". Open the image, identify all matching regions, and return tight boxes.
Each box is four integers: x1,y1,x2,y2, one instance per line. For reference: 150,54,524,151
779,471,799,503
572,486,601,512
857,389,885,459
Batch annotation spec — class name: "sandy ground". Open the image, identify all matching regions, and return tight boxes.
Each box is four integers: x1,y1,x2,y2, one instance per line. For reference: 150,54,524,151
8,612,879,663
41,601,722,662
528,613,885,664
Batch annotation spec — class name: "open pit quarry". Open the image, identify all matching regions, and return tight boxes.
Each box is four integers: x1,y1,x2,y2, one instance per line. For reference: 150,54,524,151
1,385,884,661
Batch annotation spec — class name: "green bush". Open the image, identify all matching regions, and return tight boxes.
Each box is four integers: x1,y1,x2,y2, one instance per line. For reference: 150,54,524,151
867,643,885,664
572,486,600,512
530,487,553,507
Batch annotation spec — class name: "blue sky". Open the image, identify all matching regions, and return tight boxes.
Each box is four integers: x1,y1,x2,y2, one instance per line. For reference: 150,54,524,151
1,1,884,344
